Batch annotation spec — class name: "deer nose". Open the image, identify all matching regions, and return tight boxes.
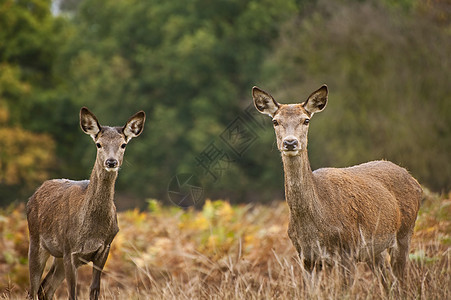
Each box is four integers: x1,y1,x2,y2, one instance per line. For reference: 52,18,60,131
283,139,298,151
105,159,118,168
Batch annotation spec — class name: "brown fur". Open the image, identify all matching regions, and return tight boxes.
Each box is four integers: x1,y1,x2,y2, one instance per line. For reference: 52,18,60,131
26,108,145,300
253,85,422,279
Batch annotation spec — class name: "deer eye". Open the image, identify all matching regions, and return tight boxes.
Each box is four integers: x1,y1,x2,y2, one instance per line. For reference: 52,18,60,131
96,143,102,149
303,119,310,125
121,143,127,149
272,119,279,126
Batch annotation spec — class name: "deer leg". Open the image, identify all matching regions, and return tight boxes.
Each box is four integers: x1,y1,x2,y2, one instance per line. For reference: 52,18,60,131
89,245,111,300
39,257,65,300
368,251,386,274
368,252,392,290
391,231,412,283
63,253,78,300
303,259,315,272
28,241,49,300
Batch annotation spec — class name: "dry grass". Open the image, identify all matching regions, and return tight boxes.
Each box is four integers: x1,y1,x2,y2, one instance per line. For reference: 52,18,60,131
1,190,450,299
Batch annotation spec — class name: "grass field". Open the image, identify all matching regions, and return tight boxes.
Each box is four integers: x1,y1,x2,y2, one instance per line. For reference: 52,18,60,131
1,189,450,299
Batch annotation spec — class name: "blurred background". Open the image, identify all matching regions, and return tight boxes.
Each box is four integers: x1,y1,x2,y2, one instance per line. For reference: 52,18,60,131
0,0,449,208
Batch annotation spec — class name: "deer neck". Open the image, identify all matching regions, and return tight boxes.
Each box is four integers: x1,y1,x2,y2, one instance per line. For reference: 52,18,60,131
85,160,118,215
282,149,322,220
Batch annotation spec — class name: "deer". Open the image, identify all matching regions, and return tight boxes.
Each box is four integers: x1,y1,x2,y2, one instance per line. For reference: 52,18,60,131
26,107,145,300
252,84,422,281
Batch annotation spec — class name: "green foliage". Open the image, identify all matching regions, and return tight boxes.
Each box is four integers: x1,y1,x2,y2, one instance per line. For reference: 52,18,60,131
0,0,63,201
52,0,298,202
261,0,451,191
1,0,450,205
146,198,162,214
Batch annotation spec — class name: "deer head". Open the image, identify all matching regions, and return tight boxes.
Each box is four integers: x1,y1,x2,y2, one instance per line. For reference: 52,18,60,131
80,107,146,172
252,85,328,156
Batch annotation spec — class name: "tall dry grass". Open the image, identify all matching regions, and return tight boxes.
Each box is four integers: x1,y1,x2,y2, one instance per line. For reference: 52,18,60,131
1,191,450,299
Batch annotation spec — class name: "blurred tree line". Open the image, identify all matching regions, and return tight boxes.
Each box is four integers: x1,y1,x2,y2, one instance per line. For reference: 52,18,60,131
0,0,449,207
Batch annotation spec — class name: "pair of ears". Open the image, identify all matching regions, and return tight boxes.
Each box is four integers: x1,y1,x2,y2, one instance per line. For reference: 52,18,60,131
80,107,146,142
79,85,326,141
252,85,328,117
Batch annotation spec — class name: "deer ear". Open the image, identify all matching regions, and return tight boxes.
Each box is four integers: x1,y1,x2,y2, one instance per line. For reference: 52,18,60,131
80,107,101,140
252,86,280,117
123,111,146,142
303,85,328,116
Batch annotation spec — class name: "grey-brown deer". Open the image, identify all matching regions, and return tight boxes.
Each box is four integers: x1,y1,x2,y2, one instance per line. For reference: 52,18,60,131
252,85,422,280
27,107,145,300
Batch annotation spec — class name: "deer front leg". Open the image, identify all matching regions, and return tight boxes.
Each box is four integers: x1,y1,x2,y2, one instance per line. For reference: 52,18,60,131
89,245,111,300
63,253,78,300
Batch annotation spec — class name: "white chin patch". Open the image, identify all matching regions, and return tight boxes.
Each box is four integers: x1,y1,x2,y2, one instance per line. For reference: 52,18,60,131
282,150,300,156
105,167,119,172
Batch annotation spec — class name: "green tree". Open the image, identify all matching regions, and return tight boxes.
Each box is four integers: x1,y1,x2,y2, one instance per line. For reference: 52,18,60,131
0,0,70,202
260,0,451,191
0,66,55,204
56,0,298,204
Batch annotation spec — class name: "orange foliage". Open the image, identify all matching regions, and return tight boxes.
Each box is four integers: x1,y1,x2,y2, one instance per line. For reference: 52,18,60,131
0,193,449,298
0,104,55,187
0,126,55,187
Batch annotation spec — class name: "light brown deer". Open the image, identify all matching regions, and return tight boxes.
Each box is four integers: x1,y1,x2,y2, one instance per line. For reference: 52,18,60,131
26,107,145,300
252,85,422,279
